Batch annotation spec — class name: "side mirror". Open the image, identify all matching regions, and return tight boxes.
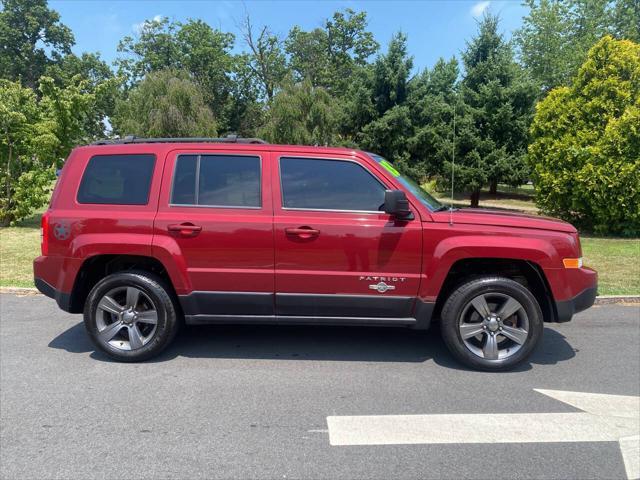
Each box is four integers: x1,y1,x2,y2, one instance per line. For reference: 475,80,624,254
383,190,414,219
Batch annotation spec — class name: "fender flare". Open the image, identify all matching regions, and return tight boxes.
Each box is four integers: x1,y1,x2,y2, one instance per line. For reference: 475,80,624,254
422,235,556,300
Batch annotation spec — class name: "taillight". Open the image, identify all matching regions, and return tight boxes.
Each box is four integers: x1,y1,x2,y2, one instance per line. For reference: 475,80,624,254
41,212,49,256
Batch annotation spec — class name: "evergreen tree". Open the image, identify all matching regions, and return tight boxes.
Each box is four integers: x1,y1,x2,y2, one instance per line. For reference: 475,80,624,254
456,15,536,206
357,33,413,159
405,57,460,179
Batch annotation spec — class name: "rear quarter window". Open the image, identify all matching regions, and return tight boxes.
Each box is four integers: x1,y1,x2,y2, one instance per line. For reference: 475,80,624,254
77,154,156,205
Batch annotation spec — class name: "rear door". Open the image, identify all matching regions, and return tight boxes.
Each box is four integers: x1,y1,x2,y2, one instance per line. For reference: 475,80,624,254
153,148,274,317
272,153,422,320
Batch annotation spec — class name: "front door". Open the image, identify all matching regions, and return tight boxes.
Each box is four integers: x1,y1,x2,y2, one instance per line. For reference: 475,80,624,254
153,148,274,318
272,154,422,319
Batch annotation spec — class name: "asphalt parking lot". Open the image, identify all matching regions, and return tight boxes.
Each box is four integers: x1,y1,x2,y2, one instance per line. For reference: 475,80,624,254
1,293,639,480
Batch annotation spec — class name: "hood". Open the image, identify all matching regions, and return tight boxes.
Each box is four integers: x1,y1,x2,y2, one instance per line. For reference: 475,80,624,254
430,208,577,233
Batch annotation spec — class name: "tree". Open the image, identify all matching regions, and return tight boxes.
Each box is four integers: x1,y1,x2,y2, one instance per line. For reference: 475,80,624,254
515,0,572,92
515,0,638,92
111,69,217,138
355,33,413,158
0,76,101,225
240,15,287,101
0,0,74,89
405,57,460,179
371,32,413,116
528,36,640,235
38,75,108,161
116,17,236,129
285,9,378,93
611,0,640,42
455,15,536,206
260,80,338,145
45,52,119,138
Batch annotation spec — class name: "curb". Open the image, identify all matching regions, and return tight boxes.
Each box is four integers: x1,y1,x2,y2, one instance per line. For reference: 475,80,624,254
0,286,41,295
1,286,639,304
594,295,640,305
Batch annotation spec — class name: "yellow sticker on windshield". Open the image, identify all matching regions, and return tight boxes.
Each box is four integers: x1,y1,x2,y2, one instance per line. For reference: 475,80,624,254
380,160,400,177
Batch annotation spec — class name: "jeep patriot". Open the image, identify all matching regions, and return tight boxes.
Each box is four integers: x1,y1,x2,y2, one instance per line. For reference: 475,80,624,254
33,136,598,370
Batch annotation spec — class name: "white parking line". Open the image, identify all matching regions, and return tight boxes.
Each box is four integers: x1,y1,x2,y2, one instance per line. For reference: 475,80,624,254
326,389,640,479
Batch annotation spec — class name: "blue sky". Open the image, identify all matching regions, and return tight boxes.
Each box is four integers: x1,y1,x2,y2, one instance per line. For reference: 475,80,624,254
50,0,528,73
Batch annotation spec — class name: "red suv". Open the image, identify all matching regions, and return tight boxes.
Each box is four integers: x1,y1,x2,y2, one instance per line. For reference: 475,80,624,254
33,137,597,370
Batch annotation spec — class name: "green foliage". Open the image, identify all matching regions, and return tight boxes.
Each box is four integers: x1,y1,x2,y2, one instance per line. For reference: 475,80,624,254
405,57,459,179
260,80,337,145
450,15,537,205
529,36,640,235
0,0,74,88
116,17,236,129
611,0,640,42
112,69,217,138
7,165,55,224
352,33,414,158
240,16,288,101
285,9,378,93
0,79,53,225
2,1,636,228
39,75,107,162
0,75,106,225
515,0,640,92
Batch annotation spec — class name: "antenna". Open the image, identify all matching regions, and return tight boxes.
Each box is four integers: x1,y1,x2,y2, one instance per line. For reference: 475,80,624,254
449,92,456,226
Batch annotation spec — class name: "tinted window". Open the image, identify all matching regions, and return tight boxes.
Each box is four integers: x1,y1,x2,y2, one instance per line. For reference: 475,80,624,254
171,155,261,208
77,154,155,205
280,157,386,211
171,155,197,205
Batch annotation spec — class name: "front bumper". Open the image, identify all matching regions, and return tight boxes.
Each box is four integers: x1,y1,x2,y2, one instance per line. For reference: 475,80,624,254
554,286,598,323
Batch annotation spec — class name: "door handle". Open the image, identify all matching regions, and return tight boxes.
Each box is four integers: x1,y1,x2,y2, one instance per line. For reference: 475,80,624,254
168,223,202,237
285,226,320,239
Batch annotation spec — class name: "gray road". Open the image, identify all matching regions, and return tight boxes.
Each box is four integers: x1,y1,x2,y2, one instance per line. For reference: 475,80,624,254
1,292,639,480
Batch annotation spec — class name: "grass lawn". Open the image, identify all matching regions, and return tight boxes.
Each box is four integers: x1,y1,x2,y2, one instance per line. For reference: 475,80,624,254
1,212,638,295
0,213,42,288
428,182,539,213
582,237,640,296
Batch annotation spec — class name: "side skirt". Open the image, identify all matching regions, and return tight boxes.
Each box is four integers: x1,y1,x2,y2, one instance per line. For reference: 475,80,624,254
185,314,417,327
178,291,435,329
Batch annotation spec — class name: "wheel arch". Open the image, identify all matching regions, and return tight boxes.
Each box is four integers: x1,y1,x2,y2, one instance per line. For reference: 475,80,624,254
432,257,557,323
68,254,179,314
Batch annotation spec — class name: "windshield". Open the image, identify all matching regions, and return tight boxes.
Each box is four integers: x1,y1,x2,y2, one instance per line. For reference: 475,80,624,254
368,153,445,212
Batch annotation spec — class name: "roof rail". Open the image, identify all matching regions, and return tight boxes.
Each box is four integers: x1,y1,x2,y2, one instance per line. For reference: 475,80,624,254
91,134,268,145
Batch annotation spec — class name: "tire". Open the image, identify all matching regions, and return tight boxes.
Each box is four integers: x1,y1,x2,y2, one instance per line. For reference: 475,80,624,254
83,271,180,362
440,277,543,371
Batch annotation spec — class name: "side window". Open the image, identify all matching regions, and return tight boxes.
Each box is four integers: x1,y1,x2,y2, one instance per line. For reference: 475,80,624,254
170,154,261,208
77,154,156,205
280,157,386,212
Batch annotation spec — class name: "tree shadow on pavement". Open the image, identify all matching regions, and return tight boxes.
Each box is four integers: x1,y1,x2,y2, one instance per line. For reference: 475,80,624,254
49,322,575,370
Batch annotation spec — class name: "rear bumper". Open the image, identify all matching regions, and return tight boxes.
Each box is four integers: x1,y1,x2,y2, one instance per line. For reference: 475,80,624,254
34,277,73,313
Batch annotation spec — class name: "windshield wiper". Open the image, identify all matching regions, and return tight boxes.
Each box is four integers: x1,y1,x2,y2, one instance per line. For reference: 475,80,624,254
433,205,451,212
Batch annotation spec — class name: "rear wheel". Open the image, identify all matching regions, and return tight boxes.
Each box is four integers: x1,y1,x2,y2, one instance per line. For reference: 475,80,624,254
440,277,543,371
84,271,179,362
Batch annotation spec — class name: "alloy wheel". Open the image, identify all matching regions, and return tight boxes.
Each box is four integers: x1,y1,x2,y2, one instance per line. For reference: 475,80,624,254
95,286,158,351
458,292,529,361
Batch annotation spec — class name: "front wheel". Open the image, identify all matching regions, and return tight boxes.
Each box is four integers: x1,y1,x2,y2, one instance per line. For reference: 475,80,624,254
84,271,180,362
440,277,543,371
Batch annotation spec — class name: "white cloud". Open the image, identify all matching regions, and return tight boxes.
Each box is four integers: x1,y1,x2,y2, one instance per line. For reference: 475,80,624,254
132,15,163,34
470,1,491,17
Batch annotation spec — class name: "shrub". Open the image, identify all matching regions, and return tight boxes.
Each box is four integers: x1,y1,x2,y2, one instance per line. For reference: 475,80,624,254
528,36,640,235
